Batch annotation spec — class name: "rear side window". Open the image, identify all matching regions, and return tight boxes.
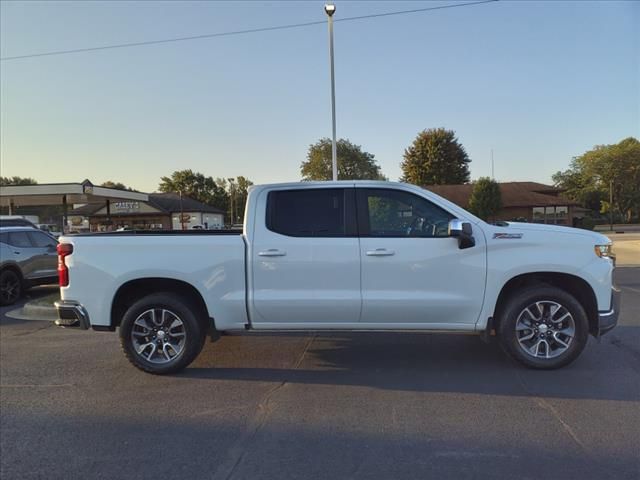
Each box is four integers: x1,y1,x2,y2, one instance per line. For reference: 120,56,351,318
27,231,57,248
6,232,33,247
266,188,356,237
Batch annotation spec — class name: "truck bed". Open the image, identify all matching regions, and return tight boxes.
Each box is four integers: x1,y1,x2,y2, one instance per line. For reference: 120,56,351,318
59,232,248,330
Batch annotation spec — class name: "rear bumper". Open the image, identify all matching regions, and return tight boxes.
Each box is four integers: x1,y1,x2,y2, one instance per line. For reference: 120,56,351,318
597,287,621,336
54,300,90,330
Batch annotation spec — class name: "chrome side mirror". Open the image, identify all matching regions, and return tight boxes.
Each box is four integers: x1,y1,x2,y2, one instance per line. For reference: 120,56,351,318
448,219,475,249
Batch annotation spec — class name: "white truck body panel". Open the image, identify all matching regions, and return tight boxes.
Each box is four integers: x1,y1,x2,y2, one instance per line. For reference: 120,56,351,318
248,184,361,324
61,234,247,330
480,221,614,327
59,181,615,334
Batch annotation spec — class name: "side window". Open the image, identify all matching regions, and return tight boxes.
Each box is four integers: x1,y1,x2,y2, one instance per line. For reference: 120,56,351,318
0,232,8,244
7,232,33,248
266,188,354,237
361,189,454,238
28,231,57,248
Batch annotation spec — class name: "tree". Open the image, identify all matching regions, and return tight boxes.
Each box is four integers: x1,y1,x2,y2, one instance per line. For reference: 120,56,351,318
158,170,222,206
0,176,37,186
400,128,470,185
225,176,254,224
468,177,502,221
553,137,640,221
158,170,253,224
301,138,386,181
100,181,135,191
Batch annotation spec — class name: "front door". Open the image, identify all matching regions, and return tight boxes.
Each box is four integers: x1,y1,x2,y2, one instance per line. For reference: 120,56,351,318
250,187,361,326
357,187,486,326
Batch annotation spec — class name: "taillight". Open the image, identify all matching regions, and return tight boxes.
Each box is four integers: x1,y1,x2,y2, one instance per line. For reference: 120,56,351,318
57,243,73,286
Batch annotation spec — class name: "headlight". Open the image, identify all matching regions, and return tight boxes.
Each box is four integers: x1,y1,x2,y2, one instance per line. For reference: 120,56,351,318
594,244,612,258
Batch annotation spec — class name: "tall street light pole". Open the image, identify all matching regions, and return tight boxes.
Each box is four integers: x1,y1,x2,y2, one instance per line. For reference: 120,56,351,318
179,190,185,231
609,179,613,231
324,4,337,181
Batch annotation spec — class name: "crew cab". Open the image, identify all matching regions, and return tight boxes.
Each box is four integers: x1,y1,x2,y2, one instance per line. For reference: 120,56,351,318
53,181,620,374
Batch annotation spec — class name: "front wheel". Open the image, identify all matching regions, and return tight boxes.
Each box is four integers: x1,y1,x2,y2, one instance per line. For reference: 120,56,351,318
119,293,206,374
497,286,589,369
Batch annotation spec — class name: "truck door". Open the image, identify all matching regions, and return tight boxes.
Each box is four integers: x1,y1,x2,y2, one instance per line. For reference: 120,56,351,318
356,187,486,326
250,187,361,326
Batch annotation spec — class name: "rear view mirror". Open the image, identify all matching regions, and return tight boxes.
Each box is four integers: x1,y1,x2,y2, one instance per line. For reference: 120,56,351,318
448,219,475,249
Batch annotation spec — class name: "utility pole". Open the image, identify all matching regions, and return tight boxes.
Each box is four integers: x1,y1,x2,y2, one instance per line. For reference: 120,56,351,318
609,180,613,231
228,178,235,226
179,190,185,230
324,4,337,181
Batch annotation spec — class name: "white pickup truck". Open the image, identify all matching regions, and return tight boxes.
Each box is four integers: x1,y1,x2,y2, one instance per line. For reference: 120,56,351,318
54,181,620,374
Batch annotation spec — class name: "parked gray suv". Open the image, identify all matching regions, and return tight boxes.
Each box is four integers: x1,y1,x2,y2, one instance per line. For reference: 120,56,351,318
0,227,58,305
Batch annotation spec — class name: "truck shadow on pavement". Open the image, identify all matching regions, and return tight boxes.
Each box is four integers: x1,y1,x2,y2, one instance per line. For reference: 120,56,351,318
180,327,640,402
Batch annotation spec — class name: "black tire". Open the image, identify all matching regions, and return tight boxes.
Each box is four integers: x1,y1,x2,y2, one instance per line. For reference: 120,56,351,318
0,269,22,306
119,292,207,374
497,285,589,369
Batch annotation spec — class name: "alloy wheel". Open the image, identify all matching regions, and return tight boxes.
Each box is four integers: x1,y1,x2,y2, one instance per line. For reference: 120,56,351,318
130,308,187,364
0,274,20,304
515,301,575,359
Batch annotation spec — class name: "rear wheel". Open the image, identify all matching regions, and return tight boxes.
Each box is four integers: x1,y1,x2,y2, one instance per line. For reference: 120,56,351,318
119,292,206,374
0,270,22,306
498,286,589,369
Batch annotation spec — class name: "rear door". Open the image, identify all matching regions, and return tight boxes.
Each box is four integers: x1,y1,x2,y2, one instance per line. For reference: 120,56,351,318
357,187,486,326
26,231,58,279
4,231,38,280
250,187,361,326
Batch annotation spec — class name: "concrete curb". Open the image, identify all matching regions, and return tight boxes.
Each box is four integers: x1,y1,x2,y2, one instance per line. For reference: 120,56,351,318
7,294,59,321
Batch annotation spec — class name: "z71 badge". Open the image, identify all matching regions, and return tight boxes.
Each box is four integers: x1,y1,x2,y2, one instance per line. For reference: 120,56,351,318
493,233,523,239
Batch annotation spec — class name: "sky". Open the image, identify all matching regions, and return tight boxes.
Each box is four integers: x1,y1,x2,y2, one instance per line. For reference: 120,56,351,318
1,0,638,192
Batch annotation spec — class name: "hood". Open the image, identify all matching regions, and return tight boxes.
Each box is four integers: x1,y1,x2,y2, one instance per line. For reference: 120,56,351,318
490,222,611,244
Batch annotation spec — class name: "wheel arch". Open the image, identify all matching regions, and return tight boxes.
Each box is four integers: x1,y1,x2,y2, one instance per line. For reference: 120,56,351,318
493,272,599,336
111,278,213,333
0,263,24,282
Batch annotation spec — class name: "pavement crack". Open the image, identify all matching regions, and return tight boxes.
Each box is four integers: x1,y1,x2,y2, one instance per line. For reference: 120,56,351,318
532,396,587,451
292,332,315,369
211,334,316,480
509,363,588,453
12,323,53,336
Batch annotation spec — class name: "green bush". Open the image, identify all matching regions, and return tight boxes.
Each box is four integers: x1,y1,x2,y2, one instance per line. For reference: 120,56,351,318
578,217,595,231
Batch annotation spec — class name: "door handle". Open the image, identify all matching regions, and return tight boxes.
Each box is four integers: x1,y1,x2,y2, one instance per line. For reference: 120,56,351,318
365,248,395,256
258,249,286,257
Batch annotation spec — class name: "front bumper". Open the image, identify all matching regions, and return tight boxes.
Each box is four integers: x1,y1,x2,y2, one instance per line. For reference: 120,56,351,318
54,300,90,330
597,287,621,336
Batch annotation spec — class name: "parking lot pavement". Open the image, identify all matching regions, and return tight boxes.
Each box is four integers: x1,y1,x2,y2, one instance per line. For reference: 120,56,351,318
607,233,640,267
1,271,639,480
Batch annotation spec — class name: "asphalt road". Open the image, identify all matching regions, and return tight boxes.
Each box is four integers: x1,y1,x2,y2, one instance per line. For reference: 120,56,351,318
1,269,639,480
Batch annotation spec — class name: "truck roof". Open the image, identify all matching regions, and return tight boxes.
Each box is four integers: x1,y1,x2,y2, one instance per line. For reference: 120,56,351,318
249,180,411,192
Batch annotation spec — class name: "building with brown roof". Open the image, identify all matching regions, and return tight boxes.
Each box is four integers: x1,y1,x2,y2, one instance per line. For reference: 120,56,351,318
426,182,580,225
69,193,225,232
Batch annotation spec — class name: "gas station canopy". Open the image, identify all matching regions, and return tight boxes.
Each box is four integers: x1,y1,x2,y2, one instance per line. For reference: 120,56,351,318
0,179,148,208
